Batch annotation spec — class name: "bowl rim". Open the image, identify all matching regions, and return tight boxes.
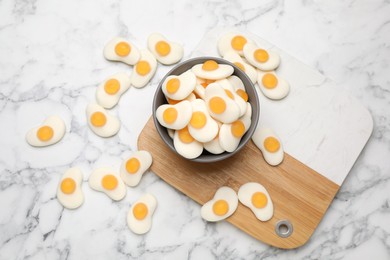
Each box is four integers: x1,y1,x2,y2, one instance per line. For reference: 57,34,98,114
152,56,260,163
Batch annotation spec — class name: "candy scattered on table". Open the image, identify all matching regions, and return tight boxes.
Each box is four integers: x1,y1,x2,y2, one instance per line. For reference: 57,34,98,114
26,115,66,147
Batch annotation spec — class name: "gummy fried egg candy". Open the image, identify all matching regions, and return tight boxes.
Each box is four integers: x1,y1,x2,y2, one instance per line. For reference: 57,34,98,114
238,182,273,221
219,104,252,152
127,193,157,234
204,83,240,124
252,127,284,166
156,100,192,130
86,103,120,137
173,127,203,159
131,49,157,88
243,43,280,71
120,151,153,187
56,167,84,209
217,32,254,57
103,37,140,65
215,78,247,117
89,167,126,201
26,116,66,147
223,51,257,84
188,99,219,143
147,33,183,65
227,75,249,102
96,72,131,109
162,70,196,101
201,186,238,222
192,60,234,80
257,70,290,100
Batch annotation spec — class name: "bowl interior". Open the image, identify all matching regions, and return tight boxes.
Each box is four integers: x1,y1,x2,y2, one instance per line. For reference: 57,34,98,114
152,56,259,163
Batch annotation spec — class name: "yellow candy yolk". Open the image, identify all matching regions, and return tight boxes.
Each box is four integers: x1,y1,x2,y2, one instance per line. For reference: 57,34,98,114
251,192,268,208
90,112,107,127
136,60,151,76
133,203,148,220
264,136,280,153
126,157,140,174
236,89,248,102
37,126,54,141
202,60,219,71
178,127,194,143
231,120,245,138
262,73,278,89
104,79,120,95
166,78,180,94
101,174,118,190
60,178,76,194
190,111,207,129
163,107,178,124
212,199,229,216
115,42,131,57
224,89,235,100
234,62,245,71
231,35,247,51
209,97,226,114
155,41,171,56
254,49,269,63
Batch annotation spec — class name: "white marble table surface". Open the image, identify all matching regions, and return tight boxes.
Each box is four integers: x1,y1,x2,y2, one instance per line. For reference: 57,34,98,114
0,0,389,259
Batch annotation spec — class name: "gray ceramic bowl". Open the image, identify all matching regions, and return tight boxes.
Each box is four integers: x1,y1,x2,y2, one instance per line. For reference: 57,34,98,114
152,56,259,163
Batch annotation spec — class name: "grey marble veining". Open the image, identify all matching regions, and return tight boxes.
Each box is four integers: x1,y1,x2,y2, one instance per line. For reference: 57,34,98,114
0,0,390,259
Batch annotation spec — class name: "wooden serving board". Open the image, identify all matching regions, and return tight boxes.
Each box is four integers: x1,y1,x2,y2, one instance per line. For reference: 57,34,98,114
137,28,373,249
139,118,339,249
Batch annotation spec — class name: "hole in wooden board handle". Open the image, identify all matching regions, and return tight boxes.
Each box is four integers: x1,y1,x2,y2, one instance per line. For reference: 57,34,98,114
275,220,293,238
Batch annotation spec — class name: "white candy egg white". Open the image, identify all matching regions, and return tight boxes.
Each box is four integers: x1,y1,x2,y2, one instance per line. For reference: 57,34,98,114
120,150,153,187
203,123,224,154
88,167,127,201
252,127,284,166
86,103,121,137
173,127,203,159
201,186,238,222
147,33,183,65
227,75,245,91
217,32,254,57
188,99,219,143
103,37,140,65
257,70,290,100
238,182,274,221
56,167,84,209
219,104,252,152
127,193,157,235
204,83,240,124
243,43,280,71
215,78,247,117
156,100,192,130
192,61,234,80
131,49,157,88
203,136,225,154
96,72,131,109
194,84,206,100
162,70,196,101
223,51,257,84
167,128,175,139
26,115,66,147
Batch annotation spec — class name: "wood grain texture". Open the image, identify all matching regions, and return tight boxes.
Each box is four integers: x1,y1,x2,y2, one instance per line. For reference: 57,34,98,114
138,117,340,249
